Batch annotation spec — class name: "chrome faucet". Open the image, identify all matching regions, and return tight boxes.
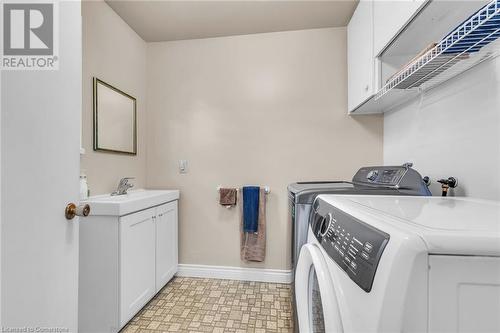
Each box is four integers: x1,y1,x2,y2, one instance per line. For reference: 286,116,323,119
111,177,134,196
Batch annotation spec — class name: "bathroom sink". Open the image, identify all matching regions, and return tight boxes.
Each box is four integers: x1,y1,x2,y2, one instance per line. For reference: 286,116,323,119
84,189,180,216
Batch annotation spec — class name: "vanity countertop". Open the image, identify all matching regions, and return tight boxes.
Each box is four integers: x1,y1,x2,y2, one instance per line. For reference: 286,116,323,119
84,189,180,216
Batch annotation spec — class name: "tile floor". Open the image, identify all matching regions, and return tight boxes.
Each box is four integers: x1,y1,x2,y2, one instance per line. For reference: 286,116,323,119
121,277,294,333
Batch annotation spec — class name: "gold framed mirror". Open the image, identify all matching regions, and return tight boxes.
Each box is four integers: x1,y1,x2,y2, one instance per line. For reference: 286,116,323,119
93,77,137,155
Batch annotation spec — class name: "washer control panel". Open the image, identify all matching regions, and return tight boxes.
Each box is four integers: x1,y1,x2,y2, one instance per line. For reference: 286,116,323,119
311,201,389,292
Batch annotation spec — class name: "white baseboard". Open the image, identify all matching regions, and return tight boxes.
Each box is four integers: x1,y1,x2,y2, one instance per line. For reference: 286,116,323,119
176,264,292,284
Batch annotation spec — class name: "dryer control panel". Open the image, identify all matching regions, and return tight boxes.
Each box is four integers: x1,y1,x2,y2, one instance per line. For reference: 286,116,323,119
311,200,389,292
353,166,406,186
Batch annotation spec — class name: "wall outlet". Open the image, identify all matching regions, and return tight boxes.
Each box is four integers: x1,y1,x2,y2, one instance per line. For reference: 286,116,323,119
179,160,188,174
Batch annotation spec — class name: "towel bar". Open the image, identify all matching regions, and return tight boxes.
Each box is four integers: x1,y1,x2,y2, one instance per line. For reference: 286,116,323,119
217,186,270,194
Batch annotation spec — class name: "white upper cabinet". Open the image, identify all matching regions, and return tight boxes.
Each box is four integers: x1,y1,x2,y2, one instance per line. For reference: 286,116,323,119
373,0,426,56
348,0,375,112
347,0,427,113
348,0,492,114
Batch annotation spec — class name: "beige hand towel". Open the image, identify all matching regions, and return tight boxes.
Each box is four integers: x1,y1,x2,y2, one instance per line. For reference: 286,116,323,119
240,188,266,262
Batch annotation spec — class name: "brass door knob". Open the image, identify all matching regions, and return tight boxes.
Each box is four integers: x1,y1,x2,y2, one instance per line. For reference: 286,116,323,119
65,203,90,220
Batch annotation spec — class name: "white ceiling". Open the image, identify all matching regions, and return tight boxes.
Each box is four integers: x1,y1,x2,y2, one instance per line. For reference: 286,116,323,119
105,1,358,42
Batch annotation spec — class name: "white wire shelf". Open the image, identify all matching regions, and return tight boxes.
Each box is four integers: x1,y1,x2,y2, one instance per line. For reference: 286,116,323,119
375,0,500,101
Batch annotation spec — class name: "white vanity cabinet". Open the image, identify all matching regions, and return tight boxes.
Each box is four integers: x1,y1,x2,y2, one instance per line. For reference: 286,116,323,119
79,190,179,333
119,207,156,327
155,201,178,293
119,202,178,326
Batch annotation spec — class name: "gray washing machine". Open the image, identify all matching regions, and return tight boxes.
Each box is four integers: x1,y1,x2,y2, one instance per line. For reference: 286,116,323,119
288,163,431,331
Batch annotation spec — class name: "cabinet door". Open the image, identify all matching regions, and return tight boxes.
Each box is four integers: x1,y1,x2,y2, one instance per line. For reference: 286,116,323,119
119,208,156,327
373,0,426,56
155,201,178,292
348,0,374,112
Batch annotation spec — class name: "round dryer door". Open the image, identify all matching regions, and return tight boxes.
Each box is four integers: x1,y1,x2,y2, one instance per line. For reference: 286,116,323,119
295,243,343,333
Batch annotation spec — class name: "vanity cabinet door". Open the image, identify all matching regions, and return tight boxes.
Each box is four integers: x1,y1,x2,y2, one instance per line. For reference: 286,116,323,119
119,207,156,327
155,201,178,292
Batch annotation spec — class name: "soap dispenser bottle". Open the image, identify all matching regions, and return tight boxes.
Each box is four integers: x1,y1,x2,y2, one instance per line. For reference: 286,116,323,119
80,173,89,200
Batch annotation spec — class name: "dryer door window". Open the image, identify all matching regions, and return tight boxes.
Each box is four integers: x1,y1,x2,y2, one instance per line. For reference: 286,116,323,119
309,268,326,332
296,243,344,333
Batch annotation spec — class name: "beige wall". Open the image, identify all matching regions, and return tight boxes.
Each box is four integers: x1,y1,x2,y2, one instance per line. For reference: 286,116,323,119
146,28,383,270
81,0,147,194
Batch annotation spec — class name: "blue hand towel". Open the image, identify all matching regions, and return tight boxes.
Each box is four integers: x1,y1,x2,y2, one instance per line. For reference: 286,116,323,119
243,186,260,233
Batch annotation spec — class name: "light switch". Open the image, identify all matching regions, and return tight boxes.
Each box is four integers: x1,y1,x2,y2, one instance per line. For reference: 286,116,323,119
179,160,188,174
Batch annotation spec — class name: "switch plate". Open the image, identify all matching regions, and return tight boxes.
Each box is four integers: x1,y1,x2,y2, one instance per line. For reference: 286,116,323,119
179,160,188,174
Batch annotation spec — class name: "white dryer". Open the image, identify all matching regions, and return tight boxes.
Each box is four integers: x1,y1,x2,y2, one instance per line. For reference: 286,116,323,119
295,195,500,332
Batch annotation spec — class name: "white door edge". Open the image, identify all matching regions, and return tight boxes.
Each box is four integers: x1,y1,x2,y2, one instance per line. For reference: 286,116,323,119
0,64,2,328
